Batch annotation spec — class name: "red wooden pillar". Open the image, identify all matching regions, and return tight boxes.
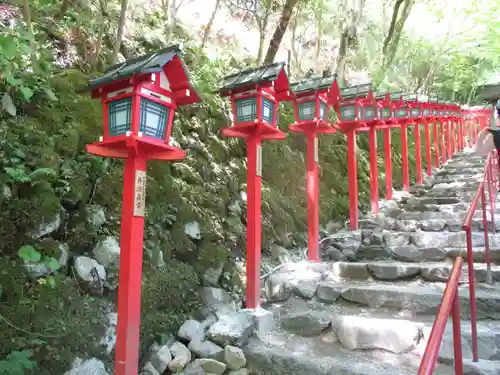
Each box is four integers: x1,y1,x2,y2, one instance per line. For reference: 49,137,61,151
383,127,392,200
424,120,432,175
114,155,147,375
433,122,440,168
306,131,319,261
450,120,455,156
369,126,379,212
245,136,262,308
347,129,359,229
445,120,453,160
440,120,446,163
414,123,423,184
401,123,410,191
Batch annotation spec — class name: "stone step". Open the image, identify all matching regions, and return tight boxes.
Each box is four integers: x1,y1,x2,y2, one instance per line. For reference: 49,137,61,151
267,298,500,363
244,333,441,375
324,260,500,283
333,229,498,251
264,263,500,318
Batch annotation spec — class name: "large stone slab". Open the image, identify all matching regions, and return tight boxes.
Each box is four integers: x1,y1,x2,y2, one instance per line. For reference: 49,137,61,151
243,334,451,375
393,245,448,262
331,315,424,353
367,262,421,280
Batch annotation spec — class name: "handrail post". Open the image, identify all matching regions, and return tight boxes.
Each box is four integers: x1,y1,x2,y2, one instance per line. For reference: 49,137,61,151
481,186,492,284
452,289,464,375
465,227,479,362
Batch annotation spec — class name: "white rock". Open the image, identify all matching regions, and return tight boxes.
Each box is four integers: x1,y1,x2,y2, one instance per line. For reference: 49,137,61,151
99,312,117,354
64,357,109,375
228,369,249,375
150,345,172,373
331,315,423,354
168,341,191,371
185,221,202,239
224,345,246,370
178,319,205,341
74,256,106,288
88,206,106,227
93,236,120,268
142,362,160,375
28,209,61,239
199,358,226,374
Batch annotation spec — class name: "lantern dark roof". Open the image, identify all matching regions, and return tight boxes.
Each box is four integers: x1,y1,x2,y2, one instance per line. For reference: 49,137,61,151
340,83,372,99
403,94,417,102
389,92,403,101
87,45,183,90
290,74,337,94
477,73,500,103
375,92,388,100
218,62,289,95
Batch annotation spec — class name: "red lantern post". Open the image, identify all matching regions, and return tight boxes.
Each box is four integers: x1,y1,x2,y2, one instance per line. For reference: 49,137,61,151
287,75,337,261
430,97,441,167
393,94,411,191
404,94,427,184
217,62,291,308
84,45,201,375
330,83,373,229
439,101,447,164
423,97,433,175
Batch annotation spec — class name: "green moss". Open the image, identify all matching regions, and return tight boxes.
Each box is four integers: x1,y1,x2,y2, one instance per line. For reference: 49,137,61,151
0,258,108,375
140,262,201,356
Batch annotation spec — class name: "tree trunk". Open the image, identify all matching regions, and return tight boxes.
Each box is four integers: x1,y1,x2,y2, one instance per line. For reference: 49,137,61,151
383,0,414,68
162,0,171,42
290,16,300,72
201,0,221,49
91,0,107,71
22,0,37,67
257,29,265,64
263,0,299,65
382,0,404,55
56,0,72,20
111,0,128,65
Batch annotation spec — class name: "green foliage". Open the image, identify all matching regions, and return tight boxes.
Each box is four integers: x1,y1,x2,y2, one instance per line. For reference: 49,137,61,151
0,350,36,375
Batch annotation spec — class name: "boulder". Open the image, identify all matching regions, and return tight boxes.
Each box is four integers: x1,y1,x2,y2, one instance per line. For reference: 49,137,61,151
142,362,160,375
64,358,109,375
199,358,226,374
168,341,191,371
224,345,246,371
150,345,172,373
178,319,205,342
331,315,423,353
208,311,255,347
93,236,120,268
188,339,224,360
73,256,106,291
367,262,421,280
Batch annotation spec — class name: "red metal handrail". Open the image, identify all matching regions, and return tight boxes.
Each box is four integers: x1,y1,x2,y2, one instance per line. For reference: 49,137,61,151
417,256,464,375
419,147,498,373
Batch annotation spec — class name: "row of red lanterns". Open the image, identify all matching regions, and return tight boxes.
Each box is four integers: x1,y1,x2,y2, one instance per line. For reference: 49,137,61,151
81,47,493,375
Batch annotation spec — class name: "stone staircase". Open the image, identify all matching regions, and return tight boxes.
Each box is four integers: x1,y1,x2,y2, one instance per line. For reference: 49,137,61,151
245,151,500,375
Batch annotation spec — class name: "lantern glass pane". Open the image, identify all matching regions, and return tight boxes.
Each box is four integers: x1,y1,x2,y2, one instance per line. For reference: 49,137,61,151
298,100,316,120
320,102,327,120
139,98,170,139
395,108,406,118
423,109,430,116
262,98,274,124
235,98,257,123
433,109,439,116
108,97,132,136
411,108,421,117
364,106,377,120
340,105,357,121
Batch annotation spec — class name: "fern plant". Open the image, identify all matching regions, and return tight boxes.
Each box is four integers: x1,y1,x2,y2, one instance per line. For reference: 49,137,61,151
0,350,36,375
